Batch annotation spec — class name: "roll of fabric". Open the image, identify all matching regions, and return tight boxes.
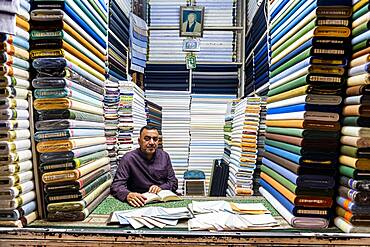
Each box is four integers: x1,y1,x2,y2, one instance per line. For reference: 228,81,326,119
0,180,34,200
46,172,111,203
39,144,107,163
40,150,108,172
260,178,331,217
261,172,333,207
36,109,104,122
339,176,370,191
262,157,335,189
47,187,109,221
36,137,106,153
44,164,110,194
41,156,109,184
261,164,334,197
259,186,329,228
34,98,104,115
47,179,111,212
339,165,370,180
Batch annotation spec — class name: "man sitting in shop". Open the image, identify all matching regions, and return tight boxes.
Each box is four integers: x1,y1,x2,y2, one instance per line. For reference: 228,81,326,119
111,125,178,207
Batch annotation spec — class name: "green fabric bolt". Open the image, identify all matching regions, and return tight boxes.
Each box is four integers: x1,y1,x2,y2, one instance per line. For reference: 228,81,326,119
272,19,316,59
352,4,369,21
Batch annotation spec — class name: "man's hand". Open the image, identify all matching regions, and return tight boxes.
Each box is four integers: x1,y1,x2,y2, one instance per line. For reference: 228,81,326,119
149,185,162,194
126,192,146,207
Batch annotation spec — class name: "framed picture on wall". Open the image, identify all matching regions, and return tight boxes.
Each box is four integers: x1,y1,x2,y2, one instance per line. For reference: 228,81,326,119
180,6,204,38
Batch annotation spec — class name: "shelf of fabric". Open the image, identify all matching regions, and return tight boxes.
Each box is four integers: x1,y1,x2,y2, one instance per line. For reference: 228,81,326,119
334,0,370,233
261,0,352,229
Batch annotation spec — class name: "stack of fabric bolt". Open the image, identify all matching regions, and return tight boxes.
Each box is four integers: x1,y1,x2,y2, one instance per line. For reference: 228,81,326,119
30,0,111,221
107,0,130,81
129,13,148,74
223,100,239,164
0,0,37,227
117,81,146,160
145,99,163,149
227,97,261,196
188,94,235,192
104,81,120,176
260,0,352,228
334,0,370,233
147,0,187,63
195,0,235,27
253,97,267,194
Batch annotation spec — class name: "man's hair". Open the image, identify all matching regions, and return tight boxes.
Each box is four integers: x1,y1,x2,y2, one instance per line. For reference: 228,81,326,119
188,12,196,19
140,125,159,135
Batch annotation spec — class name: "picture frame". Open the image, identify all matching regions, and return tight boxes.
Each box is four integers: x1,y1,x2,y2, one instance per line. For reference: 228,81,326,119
179,6,205,38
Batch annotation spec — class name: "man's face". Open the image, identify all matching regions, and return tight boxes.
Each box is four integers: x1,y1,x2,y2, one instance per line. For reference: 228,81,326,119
188,13,195,23
139,129,159,156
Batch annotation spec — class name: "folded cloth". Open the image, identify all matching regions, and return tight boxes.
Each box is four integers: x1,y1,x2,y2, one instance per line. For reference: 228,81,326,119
259,186,329,229
32,58,104,88
346,85,370,96
39,144,107,163
0,129,31,141
0,139,31,154
47,179,112,212
34,128,106,141
265,132,339,149
32,78,103,101
336,206,370,224
36,109,104,122
34,98,104,115
0,98,28,110
0,211,37,227
0,76,29,89
0,86,29,99
42,157,110,184
339,155,370,170
0,109,28,120
0,200,36,221
262,157,335,189
44,164,110,194
266,119,341,131
339,176,370,191
0,190,35,210
46,171,111,203
0,179,34,200
36,119,104,131
342,126,370,137
344,95,370,106
263,151,335,175
337,196,370,214
335,216,370,233
261,172,333,208
0,160,32,176
338,185,370,205
0,149,31,164
265,144,337,165
342,117,370,127
40,150,108,172
36,137,106,153
340,145,370,158
339,165,370,180
266,126,340,139
261,165,334,197
343,105,370,117
266,111,340,122
47,188,110,221
260,179,331,218
265,139,338,157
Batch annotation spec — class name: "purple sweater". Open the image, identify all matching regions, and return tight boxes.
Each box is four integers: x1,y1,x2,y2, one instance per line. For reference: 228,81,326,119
110,148,178,202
